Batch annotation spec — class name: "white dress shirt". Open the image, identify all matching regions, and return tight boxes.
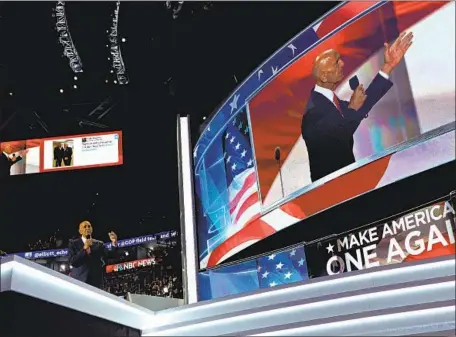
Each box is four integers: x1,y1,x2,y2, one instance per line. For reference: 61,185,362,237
314,70,390,108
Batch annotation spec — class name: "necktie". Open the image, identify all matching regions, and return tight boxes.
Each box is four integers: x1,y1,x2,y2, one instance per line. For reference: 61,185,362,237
333,95,344,117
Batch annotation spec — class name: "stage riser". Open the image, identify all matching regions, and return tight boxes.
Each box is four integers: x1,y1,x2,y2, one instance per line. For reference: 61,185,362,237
142,257,455,336
253,303,456,336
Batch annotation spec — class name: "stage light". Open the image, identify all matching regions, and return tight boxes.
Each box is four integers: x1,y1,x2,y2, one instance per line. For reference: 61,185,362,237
203,116,206,120
105,80,109,83
114,80,118,84
163,287,169,293
74,76,78,80
60,264,66,271
110,70,114,73
73,85,77,89
59,89,64,93
121,37,126,43
9,92,13,96
125,252,129,256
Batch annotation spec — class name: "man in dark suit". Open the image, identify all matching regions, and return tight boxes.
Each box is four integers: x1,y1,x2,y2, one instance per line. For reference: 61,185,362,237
54,143,64,167
0,144,28,178
63,143,73,166
68,220,119,288
301,32,414,182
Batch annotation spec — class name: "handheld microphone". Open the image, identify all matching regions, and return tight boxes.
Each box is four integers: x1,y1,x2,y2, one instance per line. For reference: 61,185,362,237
349,75,369,118
349,75,359,91
274,147,285,199
274,147,281,161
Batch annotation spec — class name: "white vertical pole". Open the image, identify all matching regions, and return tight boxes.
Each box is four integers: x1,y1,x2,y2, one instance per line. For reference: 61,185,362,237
177,115,198,304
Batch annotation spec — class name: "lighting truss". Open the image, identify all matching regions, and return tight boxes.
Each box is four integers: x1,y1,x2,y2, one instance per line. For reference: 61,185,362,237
75,97,116,129
55,2,83,73
165,1,212,18
166,1,184,19
87,97,117,121
32,111,50,134
109,2,129,85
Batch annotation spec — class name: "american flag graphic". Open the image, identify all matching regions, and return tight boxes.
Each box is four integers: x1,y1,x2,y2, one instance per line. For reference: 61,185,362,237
222,112,261,235
203,110,305,268
257,245,308,289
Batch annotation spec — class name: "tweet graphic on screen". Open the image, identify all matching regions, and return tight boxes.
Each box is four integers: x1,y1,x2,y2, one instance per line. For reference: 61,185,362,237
0,131,123,177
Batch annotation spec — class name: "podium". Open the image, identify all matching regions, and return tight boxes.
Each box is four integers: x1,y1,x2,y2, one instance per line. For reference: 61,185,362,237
1,255,455,336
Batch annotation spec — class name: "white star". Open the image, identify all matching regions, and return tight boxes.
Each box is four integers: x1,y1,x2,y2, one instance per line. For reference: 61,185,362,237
226,155,231,163
241,149,247,158
232,118,236,125
284,271,292,279
225,132,230,139
269,281,277,287
247,159,253,167
207,126,211,131
235,142,241,150
298,258,305,267
230,136,235,144
288,43,297,56
257,265,262,272
229,94,240,114
276,262,284,270
262,271,269,279
257,69,264,80
271,66,278,75
326,243,334,254
238,121,243,129
290,249,296,256
268,253,276,260
231,163,237,171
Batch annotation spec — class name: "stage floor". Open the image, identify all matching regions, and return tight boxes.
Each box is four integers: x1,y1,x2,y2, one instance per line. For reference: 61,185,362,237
1,255,454,336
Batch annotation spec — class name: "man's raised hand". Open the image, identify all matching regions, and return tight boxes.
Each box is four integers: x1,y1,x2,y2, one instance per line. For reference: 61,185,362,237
382,31,413,74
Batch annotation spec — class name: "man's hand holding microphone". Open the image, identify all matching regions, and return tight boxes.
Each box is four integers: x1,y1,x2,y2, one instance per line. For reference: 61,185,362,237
83,231,117,254
84,234,93,254
348,84,367,111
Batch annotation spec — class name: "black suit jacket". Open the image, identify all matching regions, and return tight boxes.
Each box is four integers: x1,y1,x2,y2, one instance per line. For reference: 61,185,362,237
63,147,73,165
301,73,393,182
54,147,64,163
68,238,118,288
0,153,23,178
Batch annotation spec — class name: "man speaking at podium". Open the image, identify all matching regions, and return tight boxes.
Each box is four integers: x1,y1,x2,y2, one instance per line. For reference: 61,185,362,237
68,220,119,288
301,32,413,182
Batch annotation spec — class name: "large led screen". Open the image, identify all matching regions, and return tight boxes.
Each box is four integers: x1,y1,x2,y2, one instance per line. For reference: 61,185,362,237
194,1,456,269
0,130,123,178
248,1,455,209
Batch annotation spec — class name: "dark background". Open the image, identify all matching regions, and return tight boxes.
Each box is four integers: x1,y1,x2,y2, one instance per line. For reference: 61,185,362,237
0,1,338,253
